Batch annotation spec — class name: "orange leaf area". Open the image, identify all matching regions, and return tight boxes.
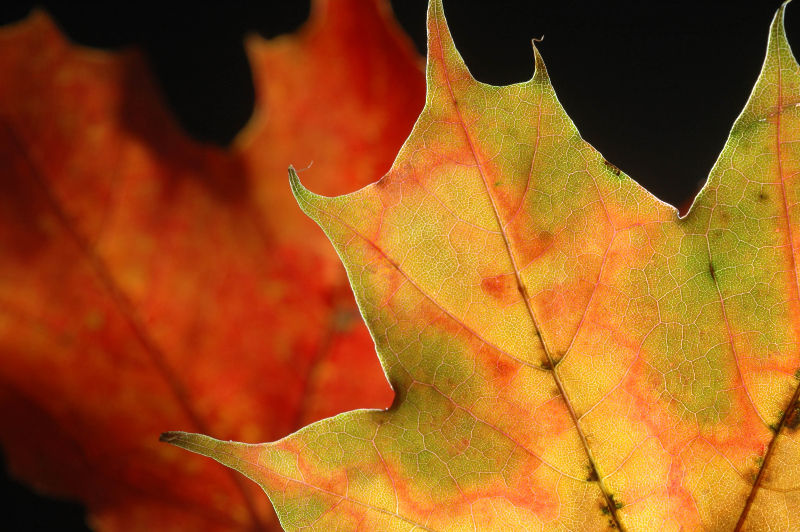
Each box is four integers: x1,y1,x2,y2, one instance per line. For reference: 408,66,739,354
0,0,424,529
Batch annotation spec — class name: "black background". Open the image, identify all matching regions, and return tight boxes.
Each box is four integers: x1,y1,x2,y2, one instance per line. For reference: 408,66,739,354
0,1,792,530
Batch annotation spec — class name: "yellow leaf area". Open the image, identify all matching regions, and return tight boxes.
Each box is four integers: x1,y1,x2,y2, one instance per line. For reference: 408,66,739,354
165,2,800,530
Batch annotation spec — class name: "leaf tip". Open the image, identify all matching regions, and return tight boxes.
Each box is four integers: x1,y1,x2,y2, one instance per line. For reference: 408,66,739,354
425,0,471,83
158,431,221,459
772,0,793,44
531,37,549,82
287,164,302,190
159,430,249,474
158,431,181,444
288,165,313,203
288,165,328,224
425,0,444,42
428,0,444,18
763,0,800,89
158,431,207,451
426,0,447,45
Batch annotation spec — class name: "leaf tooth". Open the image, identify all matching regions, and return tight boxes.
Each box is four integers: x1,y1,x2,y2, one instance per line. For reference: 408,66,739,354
159,431,228,460
731,0,800,132
531,38,549,83
288,164,328,219
770,1,797,68
426,0,473,86
160,431,259,483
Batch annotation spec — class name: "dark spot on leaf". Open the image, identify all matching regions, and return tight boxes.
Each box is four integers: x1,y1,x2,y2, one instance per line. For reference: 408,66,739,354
540,359,553,371
708,261,716,282
586,466,599,482
609,493,623,509
758,192,768,201
603,159,621,176
785,401,800,431
517,281,530,300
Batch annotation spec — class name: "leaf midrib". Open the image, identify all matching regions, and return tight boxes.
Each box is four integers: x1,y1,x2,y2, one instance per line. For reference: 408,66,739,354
430,3,626,529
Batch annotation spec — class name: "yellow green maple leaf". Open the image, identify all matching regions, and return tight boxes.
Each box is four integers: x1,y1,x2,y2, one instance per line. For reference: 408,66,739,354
164,1,800,529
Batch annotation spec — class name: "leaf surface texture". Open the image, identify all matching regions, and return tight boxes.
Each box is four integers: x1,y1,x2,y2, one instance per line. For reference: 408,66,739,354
169,2,800,530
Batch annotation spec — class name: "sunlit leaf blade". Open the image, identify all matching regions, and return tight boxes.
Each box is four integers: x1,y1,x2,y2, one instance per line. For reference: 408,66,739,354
0,0,423,529
167,1,800,530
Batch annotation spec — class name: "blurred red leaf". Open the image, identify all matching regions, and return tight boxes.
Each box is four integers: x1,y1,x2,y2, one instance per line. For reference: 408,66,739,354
0,0,424,529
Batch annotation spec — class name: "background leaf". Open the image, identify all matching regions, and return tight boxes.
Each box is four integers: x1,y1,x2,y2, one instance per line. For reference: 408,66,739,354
0,0,424,529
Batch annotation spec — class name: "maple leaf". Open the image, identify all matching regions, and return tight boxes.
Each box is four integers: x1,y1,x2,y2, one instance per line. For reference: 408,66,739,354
0,0,424,530
165,1,800,530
